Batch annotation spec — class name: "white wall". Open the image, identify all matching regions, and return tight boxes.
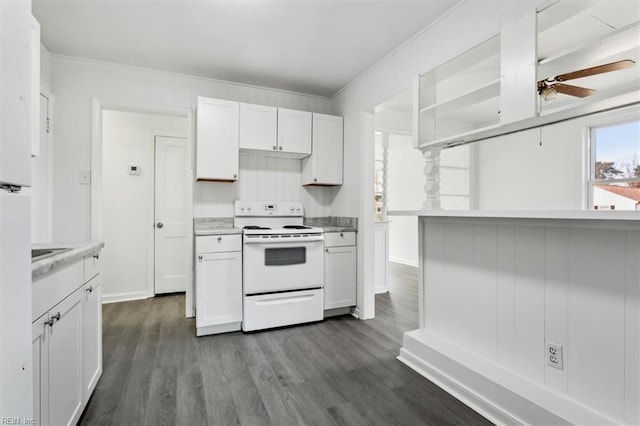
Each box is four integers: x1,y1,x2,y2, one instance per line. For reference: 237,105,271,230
102,110,187,302
331,0,550,318
28,44,53,242
50,55,333,242
386,133,423,266
195,154,338,218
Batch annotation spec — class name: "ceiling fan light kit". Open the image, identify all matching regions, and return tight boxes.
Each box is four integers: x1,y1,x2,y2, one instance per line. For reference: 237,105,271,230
537,59,636,101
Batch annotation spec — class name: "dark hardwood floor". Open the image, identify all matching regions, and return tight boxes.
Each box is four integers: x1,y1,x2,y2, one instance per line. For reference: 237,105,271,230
79,262,492,425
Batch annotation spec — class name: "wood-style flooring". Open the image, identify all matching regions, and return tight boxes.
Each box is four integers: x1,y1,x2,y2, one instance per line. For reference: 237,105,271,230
79,262,492,425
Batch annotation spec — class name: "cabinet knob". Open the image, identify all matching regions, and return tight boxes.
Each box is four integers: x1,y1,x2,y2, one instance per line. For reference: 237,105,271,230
233,174,237,179
156,222,164,229
340,232,344,237
86,286,93,293
325,248,329,253
314,178,317,182
273,146,277,150
44,318,55,327
217,236,222,242
51,312,61,321
279,146,283,151
198,255,203,261
93,253,100,260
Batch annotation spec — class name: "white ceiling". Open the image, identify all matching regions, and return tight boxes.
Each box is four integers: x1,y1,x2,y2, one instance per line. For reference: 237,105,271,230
33,0,459,97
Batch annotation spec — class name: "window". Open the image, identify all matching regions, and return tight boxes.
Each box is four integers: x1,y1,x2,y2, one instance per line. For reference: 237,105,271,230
589,120,640,210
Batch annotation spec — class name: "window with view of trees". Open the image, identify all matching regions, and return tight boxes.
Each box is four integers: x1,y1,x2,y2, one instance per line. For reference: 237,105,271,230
590,120,640,210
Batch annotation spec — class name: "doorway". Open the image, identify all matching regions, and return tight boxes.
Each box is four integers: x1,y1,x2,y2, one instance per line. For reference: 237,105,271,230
99,109,190,304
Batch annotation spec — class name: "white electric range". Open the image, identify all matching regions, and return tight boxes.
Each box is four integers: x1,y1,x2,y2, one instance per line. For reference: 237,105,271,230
234,200,324,332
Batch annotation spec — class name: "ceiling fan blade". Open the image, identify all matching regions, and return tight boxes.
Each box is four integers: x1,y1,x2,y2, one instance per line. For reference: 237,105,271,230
553,83,596,98
555,59,635,82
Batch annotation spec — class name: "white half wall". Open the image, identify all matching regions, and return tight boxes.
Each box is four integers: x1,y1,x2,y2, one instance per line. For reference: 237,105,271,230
403,215,640,425
50,55,333,242
101,110,187,302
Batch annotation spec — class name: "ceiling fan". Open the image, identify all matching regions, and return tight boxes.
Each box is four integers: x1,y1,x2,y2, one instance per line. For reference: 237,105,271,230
537,59,636,101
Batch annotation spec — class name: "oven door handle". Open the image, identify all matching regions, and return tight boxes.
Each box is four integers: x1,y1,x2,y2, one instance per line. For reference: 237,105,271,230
243,236,324,244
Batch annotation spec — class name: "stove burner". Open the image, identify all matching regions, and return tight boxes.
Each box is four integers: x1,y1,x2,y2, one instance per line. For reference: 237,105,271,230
243,226,272,230
282,225,312,230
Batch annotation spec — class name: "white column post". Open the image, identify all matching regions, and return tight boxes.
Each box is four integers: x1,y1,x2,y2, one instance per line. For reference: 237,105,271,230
422,146,441,210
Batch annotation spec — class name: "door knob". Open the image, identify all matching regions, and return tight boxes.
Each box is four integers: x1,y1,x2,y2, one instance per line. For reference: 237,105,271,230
156,222,164,229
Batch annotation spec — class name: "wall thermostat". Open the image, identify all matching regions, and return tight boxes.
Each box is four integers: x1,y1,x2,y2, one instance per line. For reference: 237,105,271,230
128,165,141,175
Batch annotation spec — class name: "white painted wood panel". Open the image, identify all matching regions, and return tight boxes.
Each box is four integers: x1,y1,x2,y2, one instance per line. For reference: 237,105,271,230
443,222,474,344
423,220,445,332
473,224,497,360
513,225,545,383
568,227,626,421
415,216,640,424
543,227,569,393
625,230,640,425
495,224,515,369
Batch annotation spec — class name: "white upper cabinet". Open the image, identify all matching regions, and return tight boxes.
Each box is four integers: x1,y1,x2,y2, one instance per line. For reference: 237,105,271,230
30,16,40,158
277,108,311,157
239,103,277,152
302,113,343,186
0,2,33,187
196,97,239,181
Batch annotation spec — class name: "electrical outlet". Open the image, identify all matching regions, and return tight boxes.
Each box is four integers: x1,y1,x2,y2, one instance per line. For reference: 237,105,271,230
545,342,564,370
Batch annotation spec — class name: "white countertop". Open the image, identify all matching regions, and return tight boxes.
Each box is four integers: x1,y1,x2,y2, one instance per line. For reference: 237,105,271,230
32,242,104,279
388,210,640,221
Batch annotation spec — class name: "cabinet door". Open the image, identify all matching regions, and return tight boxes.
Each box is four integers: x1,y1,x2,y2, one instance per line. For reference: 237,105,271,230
196,97,239,181
324,246,356,309
277,108,311,156
196,251,242,328
0,1,32,187
48,290,84,426
32,314,50,426
83,276,102,401
303,113,343,185
239,103,277,152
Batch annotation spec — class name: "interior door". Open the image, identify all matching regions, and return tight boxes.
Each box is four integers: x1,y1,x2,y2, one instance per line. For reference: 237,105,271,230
154,135,188,294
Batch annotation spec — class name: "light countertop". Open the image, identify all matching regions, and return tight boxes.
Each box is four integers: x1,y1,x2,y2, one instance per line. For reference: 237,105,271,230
388,210,640,221
32,242,104,279
194,218,242,236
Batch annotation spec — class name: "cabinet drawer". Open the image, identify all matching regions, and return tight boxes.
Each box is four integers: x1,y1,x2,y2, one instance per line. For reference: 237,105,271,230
324,232,356,247
84,251,102,282
196,234,241,253
32,260,84,323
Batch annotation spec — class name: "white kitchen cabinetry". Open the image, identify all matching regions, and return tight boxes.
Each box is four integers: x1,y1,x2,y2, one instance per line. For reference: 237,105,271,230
32,251,102,426
374,222,389,293
83,276,102,401
196,97,239,181
239,103,277,152
195,234,242,336
277,108,312,157
302,113,343,186
324,232,356,311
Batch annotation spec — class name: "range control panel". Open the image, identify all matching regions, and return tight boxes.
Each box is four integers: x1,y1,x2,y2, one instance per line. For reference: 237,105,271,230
234,200,304,217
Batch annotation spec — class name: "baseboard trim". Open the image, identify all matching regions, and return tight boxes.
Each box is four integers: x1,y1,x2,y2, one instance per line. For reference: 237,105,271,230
101,291,149,304
398,349,523,426
399,330,621,426
389,256,418,268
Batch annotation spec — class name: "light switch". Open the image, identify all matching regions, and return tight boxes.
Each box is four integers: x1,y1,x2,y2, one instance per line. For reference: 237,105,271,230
79,170,91,185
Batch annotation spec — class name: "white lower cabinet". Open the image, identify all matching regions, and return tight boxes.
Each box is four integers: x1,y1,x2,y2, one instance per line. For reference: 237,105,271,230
32,252,102,426
83,276,102,401
195,234,242,336
324,232,357,310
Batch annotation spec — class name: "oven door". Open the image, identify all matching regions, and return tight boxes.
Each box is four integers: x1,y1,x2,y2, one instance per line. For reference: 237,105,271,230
243,237,323,295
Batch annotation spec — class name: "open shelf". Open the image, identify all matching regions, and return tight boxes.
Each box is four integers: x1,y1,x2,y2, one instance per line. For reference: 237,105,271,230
420,79,500,116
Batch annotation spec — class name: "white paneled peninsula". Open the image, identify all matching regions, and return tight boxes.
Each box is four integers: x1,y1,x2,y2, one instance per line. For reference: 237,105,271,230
391,210,640,426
